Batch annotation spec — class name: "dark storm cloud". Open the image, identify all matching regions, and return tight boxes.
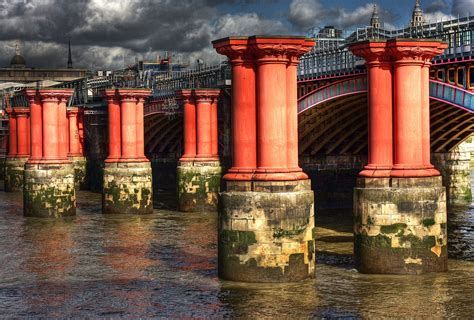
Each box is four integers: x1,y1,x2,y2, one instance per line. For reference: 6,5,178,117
451,0,474,15
424,0,450,13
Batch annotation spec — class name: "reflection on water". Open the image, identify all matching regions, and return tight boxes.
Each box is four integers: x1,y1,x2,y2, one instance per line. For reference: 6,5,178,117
0,177,472,318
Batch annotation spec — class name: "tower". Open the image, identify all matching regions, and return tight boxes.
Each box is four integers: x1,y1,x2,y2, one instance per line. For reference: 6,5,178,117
370,4,381,29
411,0,424,27
67,39,73,69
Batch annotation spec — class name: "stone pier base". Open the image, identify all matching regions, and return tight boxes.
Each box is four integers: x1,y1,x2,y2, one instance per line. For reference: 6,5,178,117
218,179,315,282
354,176,447,274
177,160,221,212
69,156,87,190
5,157,28,192
432,149,472,205
102,161,153,214
23,162,76,217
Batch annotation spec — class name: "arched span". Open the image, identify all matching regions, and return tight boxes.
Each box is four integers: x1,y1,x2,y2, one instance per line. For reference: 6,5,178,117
298,76,474,114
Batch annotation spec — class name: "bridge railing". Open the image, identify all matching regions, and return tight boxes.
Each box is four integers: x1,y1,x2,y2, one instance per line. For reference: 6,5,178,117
429,79,474,112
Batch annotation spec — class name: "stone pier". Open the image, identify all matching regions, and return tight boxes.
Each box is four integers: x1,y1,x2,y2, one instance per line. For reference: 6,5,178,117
214,35,316,282
4,107,30,192
23,89,76,217
350,39,448,274
67,107,87,189
176,89,222,212
432,147,472,205
102,89,153,214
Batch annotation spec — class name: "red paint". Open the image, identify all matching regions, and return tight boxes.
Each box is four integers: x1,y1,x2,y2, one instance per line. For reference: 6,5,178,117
26,90,42,160
136,96,146,160
177,90,196,161
214,38,256,180
105,90,121,162
6,109,17,158
34,89,74,163
211,95,218,157
78,108,85,156
350,42,392,177
213,36,314,181
194,90,221,160
15,109,29,157
67,108,82,157
389,40,447,177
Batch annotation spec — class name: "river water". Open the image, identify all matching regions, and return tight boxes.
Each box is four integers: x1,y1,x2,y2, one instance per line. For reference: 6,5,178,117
0,180,473,318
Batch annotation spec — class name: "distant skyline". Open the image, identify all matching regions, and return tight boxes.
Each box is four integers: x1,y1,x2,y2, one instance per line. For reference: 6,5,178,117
0,0,472,70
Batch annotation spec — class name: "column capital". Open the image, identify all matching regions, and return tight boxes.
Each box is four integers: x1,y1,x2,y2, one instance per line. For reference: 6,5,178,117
116,88,151,102
212,37,252,64
66,106,80,115
176,89,194,103
25,89,40,104
38,89,74,103
13,107,30,116
248,36,315,64
387,39,447,64
349,40,391,65
193,89,221,103
104,89,119,102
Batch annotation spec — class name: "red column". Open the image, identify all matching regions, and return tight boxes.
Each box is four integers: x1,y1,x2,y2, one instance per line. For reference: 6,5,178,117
78,108,85,156
177,90,196,161
213,38,257,180
105,90,121,162
57,97,68,159
388,40,447,177
67,107,82,157
287,48,312,180
136,96,146,160
15,108,30,157
210,95,219,158
26,90,42,162
37,89,74,163
350,41,393,177
194,90,215,160
115,89,151,162
6,109,17,158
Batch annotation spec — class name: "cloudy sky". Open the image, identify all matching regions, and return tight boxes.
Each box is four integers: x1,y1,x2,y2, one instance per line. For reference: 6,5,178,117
0,0,472,70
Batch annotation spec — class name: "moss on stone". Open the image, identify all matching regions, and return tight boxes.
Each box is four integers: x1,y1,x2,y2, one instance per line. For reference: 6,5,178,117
272,226,306,239
422,218,435,227
381,223,407,234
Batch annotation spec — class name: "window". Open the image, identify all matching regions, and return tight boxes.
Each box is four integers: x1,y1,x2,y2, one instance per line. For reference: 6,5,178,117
448,68,455,84
468,66,474,89
437,69,445,81
457,67,465,87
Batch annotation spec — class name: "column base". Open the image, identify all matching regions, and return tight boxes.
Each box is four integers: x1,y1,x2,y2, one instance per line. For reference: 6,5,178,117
102,161,153,214
69,156,87,190
5,157,28,192
23,162,76,217
177,160,221,212
219,179,315,283
354,176,447,274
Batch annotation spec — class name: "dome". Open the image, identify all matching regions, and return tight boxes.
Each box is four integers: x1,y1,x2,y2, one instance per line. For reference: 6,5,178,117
10,54,26,68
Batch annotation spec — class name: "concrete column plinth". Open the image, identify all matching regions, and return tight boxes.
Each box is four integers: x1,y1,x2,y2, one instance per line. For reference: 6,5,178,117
102,161,153,214
177,160,221,212
4,157,28,192
432,150,472,205
219,179,315,282
69,156,87,190
23,162,76,217
354,176,447,274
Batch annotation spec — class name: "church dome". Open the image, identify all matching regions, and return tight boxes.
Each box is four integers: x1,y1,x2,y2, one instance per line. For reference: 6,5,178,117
10,54,26,68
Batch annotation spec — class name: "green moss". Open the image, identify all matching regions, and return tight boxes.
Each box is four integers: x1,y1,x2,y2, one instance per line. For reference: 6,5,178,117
381,223,407,234
273,226,306,239
220,230,257,255
355,234,392,249
422,218,435,227
367,215,375,226
398,234,436,249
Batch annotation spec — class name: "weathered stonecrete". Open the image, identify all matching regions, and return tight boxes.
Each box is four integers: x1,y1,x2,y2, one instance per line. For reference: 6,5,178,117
102,88,153,214
350,39,449,274
213,35,316,282
176,89,222,212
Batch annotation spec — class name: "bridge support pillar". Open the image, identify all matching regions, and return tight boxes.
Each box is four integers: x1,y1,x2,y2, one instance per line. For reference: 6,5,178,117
214,35,315,282
350,39,448,274
23,89,76,217
176,89,222,212
67,107,87,189
102,89,153,214
432,147,472,205
4,107,30,192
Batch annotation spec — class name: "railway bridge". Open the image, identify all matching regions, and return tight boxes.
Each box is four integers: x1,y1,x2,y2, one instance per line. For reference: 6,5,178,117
0,13,473,282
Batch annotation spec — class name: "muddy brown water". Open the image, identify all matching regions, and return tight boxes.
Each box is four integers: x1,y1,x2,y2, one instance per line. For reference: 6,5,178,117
0,177,472,318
